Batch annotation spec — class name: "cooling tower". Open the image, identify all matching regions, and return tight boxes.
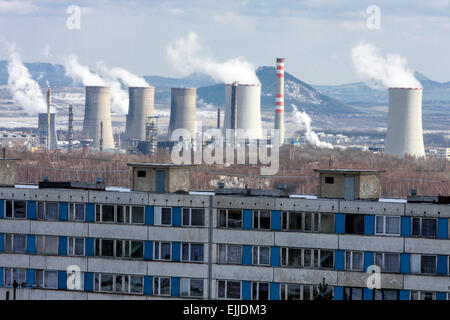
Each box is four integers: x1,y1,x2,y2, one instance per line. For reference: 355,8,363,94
384,88,425,158
125,87,155,141
38,113,58,150
82,86,115,149
168,88,197,139
224,83,263,140
275,58,285,146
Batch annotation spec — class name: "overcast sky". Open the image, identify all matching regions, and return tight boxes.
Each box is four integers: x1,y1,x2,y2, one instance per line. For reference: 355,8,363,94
0,0,449,85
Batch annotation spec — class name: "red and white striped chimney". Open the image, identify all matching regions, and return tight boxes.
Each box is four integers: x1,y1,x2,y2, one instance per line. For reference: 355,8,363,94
275,58,285,146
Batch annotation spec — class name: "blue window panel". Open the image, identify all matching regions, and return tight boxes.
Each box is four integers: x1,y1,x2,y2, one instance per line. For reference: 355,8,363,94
144,276,153,295
436,292,447,300
270,247,280,267
401,217,411,237
437,255,447,275
84,273,93,292
58,271,67,290
59,202,68,221
438,218,448,239
243,210,252,230
364,215,374,235
0,267,3,286
86,203,95,222
243,246,252,265
0,233,5,253
58,236,68,256
27,269,35,287
144,241,153,261
334,286,344,300
171,277,180,297
399,290,409,300
85,238,94,256
172,242,180,262
145,206,154,225
400,254,410,274
0,199,4,219
269,283,279,300
27,201,36,220
364,252,374,271
172,207,182,227
363,288,373,300
335,214,345,234
334,250,345,270
242,281,251,300
271,211,281,231
26,235,36,254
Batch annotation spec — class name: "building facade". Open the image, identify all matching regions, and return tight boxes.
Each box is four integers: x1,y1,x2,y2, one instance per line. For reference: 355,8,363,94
0,170,449,300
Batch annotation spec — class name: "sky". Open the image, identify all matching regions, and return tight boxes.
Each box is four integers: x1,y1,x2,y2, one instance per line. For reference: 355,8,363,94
0,0,449,85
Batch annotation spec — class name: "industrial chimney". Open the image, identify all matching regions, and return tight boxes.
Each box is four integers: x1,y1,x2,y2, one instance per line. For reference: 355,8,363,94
38,113,58,150
224,83,263,140
274,58,285,146
384,88,425,158
125,87,155,142
82,86,115,150
168,88,197,139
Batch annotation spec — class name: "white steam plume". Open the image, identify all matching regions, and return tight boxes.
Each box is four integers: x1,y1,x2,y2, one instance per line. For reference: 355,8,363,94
95,62,129,114
64,54,105,86
7,43,46,115
291,104,333,149
100,64,148,87
167,32,259,84
351,41,421,89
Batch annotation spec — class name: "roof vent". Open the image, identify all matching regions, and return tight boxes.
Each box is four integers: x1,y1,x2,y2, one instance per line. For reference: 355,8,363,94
218,182,225,189
411,189,417,196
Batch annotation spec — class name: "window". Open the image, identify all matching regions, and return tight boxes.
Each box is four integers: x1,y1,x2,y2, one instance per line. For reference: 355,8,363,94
219,209,242,228
281,211,334,233
412,218,437,238
217,280,241,299
36,235,58,255
37,202,58,220
218,244,242,264
3,268,26,286
181,278,204,298
137,170,146,178
280,284,319,300
154,207,173,225
5,234,26,253
95,204,144,224
253,210,271,230
421,255,437,274
373,289,399,300
181,243,204,262
375,216,400,236
154,242,171,260
410,291,436,300
345,251,364,271
95,239,144,259
375,253,400,273
153,277,171,296
281,248,334,269
252,246,270,266
93,273,143,294
345,214,365,234
5,200,26,219
344,287,363,300
182,208,205,227
35,270,58,289
69,203,85,221
325,177,334,184
251,282,269,300
68,237,84,256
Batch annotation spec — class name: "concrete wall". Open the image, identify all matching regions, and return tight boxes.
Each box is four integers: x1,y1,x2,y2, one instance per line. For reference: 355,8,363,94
0,160,17,187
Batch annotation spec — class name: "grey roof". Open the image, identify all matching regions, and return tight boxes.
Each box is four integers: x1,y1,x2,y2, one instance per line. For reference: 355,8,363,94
127,162,194,168
314,169,384,174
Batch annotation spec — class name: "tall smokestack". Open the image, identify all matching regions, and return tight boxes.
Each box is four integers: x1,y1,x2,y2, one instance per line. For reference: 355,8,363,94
275,58,285,146
83,86,115,150
168,88,197,139
38,113,58,150
46,86,51,150
217,108,221,129
68,104,73,153
125,87,155,142
384,88,425,158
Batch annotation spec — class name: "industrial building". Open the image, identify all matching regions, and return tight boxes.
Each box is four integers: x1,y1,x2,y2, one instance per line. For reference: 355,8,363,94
0,159,449,300
37,113,58,150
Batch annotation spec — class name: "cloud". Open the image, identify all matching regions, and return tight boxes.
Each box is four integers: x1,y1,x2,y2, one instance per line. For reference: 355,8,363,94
0,0,37,14
212,11,255,29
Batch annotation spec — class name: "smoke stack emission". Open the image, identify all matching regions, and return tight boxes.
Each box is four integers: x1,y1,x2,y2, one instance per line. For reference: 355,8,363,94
275,58,285,146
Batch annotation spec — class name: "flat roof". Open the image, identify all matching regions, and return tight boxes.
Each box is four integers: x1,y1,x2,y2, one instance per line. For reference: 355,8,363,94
314,169,384,174
127,162,194,168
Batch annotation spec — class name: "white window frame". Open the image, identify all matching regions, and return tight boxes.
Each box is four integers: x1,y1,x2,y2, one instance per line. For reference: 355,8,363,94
36,235,59,255
253,210,271,230
375,252,401,273
410,291,436,300
281,211,333,233
5,200,27,219
218,244,242,264
345,251,364,271
35,269,58,289
279,283,319,300
217,280,241,299
154,207,172,226
68,237,85,256
37,201,59,221
411,217,437,238
252,246,271,266
182,208,205,227
181,278,204,298
5,233,27,253
153,276,171,296
181,243,204,262
154,241,171,261
3,268,26,286
375,215,401,236
69,203,85,222
218,209,243,229
251,281,269,300
280,247,334,269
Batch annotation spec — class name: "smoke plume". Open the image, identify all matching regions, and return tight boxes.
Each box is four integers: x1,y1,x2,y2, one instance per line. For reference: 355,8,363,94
291,104,333,149
167,32,259,84
64,54,105,86
351,41,421,89
7,43,46,115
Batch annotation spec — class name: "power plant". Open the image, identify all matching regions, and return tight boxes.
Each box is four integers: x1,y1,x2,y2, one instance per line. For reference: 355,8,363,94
274,58,285,146
168,88,197,139
223,83,263,140
384,88,425,158
125,86,155,142
82,86,115,150
38,112,58,150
